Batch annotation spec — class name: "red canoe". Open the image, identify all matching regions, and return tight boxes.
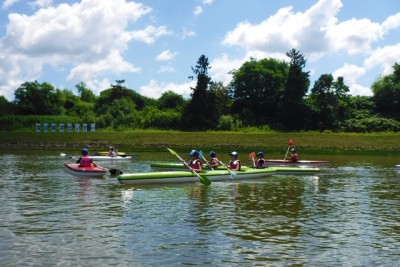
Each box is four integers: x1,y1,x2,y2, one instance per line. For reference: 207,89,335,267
64,162,108,177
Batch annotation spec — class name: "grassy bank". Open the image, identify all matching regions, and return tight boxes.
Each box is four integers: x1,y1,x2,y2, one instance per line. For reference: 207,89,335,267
1,130,399,154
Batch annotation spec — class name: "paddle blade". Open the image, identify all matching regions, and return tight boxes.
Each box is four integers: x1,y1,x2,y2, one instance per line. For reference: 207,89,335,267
288,139,294,146
249,152,256,159
109,169,123,176
199,174,211,186
60,153,67,157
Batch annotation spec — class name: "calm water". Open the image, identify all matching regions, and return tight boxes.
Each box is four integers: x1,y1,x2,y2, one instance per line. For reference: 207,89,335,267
0,150,399,266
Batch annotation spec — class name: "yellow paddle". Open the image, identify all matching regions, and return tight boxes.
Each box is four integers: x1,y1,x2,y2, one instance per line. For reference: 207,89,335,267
166,148,211,186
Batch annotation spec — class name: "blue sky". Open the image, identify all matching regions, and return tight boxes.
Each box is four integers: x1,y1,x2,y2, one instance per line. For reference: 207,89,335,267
0,0,399,101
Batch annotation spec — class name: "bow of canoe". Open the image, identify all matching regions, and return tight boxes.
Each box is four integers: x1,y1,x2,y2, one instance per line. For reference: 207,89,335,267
64,162,108,177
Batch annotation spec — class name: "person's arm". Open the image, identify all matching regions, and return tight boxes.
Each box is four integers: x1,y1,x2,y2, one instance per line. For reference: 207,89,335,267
76,157,81,164
91,159,97,167
192,160,203,172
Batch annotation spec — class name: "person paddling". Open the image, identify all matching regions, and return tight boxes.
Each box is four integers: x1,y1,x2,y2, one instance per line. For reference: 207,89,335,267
229,151,241,171
108,146,117,157
256,151,267,168
286,148,298,162
76,148,97,167
208,151,220,168
188,150,203,173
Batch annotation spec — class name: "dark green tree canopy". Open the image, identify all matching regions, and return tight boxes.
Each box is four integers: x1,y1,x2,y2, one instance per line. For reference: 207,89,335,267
230,57,289,126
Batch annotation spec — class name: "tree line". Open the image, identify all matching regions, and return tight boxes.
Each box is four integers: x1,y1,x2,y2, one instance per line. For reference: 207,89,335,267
1,49,400,132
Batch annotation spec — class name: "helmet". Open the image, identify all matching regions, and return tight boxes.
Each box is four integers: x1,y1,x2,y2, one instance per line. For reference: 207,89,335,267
109,146,115,151
229,151,238,157
188,150,199,156
291,148,296,153
257,151,264,157
82,148,89,155
210,151,217,157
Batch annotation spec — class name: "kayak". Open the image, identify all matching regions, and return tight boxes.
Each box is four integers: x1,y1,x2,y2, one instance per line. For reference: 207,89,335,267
117,166,320,185
265,159,330,166
89,155,133,161
94,152,140,157
150,162,225,171
150,161,327,171
64,162,108,177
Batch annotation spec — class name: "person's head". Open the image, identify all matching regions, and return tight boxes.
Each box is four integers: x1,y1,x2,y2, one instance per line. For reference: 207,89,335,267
290,148,296,153
257,151,264,157
82,148,89,156
109,146,115,151
229,151,238,158
188,150,199,157
210,151,217,158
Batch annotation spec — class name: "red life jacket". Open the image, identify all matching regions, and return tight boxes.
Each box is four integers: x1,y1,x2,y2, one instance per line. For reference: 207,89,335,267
79,156,91,167
256,158,266,168
189,159,201,169
210,157,220,166
229,159,241,170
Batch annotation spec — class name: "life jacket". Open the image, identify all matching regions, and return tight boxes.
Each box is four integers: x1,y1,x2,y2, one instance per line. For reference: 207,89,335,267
79,156,91,167
256,158,266,168
291,154,298,162
229,159,241,170
189,159,201,169
210,157,220,166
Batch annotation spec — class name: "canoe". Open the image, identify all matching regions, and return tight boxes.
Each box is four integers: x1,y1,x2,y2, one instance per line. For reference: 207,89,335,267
117,166,320,185
64,162,108,177
265,159,330,166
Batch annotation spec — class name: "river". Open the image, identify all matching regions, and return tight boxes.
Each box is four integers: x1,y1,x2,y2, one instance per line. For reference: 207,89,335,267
0,150,399,266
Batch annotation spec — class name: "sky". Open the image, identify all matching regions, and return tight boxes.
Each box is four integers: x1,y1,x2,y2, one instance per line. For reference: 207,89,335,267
0,0,399,101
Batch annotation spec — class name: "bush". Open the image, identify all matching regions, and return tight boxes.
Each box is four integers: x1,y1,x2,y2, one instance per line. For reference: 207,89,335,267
342,117,400,132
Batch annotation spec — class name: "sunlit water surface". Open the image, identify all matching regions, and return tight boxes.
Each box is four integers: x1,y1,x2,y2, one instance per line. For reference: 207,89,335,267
0,151,399,266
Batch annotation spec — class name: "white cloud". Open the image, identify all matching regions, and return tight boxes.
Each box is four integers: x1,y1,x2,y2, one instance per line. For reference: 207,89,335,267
202,0,214,5
364,44,400,75
0,0,168,100
156,50,177,61
182,27,196,39
332,63,371,96
158,65,175,73
139,80,195,99
2,0,20,9
194,6,202,16
129,25,172,44
29,0,52,8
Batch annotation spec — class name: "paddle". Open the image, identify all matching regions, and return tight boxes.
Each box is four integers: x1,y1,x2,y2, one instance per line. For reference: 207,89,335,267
249,152,256,168
199,150,214,171
166,148,211,186
60,153,123,175
219,160,237,179
283,139,294,163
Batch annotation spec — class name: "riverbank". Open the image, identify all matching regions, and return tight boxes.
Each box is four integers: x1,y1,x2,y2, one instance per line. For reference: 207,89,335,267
1,131,399,154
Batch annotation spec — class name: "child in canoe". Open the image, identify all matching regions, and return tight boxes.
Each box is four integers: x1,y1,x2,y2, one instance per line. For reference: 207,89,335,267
76,148,98,167
229,151,241,171
208,151,220,168
188,150,203,172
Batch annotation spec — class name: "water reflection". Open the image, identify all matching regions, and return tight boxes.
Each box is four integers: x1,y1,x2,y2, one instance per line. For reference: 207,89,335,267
0,151,399,266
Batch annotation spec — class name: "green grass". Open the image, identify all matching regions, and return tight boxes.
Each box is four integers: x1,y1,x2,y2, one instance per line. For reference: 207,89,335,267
1,130,400,153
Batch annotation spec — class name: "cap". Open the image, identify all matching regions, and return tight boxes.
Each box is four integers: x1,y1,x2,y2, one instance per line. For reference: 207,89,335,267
82,148,89,155
210,151,217,157
229,151,238,157
257,151,264,157
188,150,199,156
291,148,296,152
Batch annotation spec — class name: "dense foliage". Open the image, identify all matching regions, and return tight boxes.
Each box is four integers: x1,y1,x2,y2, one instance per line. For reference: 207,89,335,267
1,51,399,132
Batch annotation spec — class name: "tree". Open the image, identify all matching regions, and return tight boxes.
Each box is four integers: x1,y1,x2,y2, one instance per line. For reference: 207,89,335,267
279,49,310,130
230,57,288,127
0,96,11,115
157,90,187,112
181,55,218,130
13,81,63,115
308,74,350,130
372,63,400,120
76,82,96,103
